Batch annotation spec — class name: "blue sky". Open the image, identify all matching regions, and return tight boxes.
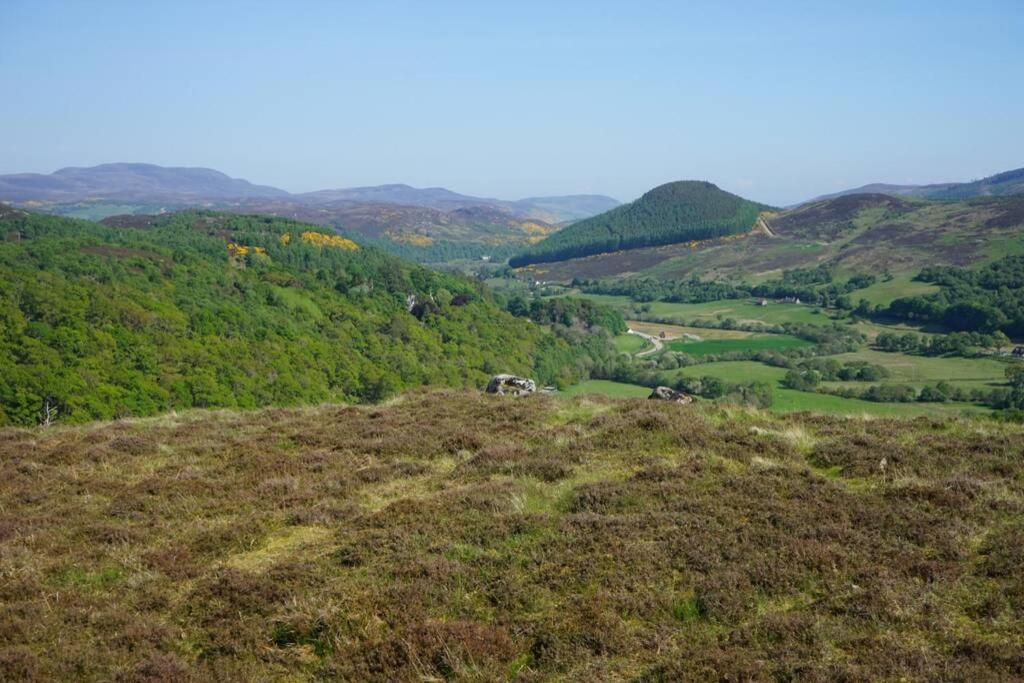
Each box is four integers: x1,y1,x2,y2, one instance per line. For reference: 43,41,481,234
1,0,1022,205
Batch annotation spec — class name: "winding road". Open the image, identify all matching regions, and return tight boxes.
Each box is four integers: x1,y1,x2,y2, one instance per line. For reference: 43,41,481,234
628,329,663,357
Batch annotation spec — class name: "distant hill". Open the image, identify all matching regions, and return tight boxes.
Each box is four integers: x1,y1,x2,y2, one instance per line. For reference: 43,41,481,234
0,164,618,225
296,184,619,223
296,183,492,208
509,181,772,267
507,194,622,223
0,163,289,203
0,208,601,426
807,166,1024,203
221,199,560,262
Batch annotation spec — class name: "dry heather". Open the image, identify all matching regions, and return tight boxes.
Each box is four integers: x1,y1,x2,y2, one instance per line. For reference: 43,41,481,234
1,390,1023,681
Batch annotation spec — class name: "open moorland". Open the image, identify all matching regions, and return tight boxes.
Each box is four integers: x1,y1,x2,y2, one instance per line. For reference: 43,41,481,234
3,391,1024,681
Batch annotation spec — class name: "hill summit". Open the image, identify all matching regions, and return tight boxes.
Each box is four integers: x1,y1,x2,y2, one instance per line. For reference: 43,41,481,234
509,181,771,267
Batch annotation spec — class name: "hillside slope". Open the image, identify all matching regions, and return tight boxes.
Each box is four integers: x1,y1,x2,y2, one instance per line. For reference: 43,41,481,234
0,209,589,426
510,181,772,267
2,392,1022,680
199,200,561,262
524,193,1024,282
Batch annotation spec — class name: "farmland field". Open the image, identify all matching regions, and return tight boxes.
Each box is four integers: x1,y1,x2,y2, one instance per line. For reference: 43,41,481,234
853,272,940,307
671,358,993,417
672,360,789,384
667,335,813,356
577,294,834,327
823,349,1009,389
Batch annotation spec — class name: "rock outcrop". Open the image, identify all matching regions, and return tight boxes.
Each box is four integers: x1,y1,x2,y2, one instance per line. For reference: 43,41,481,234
648,386,693,404
485,375,536,396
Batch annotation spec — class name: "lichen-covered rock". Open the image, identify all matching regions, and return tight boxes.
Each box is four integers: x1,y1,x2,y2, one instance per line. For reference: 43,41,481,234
649,386,693,404
485,374,536,396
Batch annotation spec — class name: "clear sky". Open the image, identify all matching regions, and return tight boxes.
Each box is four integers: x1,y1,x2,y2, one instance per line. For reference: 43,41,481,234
2,1,1023,205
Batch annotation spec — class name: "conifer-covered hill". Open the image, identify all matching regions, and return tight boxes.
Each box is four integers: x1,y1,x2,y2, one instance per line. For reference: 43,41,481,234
509,181,772,267
0,209,614,426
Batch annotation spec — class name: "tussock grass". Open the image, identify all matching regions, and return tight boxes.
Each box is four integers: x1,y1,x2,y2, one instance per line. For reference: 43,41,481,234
1,390,1023,680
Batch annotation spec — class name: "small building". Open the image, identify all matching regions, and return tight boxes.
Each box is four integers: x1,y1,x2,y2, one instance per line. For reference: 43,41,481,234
1013,346,1024,358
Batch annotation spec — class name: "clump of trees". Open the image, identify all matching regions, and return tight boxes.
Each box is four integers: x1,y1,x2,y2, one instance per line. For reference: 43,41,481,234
874,330,1010,357
884,255,1024,336
575,266,877,309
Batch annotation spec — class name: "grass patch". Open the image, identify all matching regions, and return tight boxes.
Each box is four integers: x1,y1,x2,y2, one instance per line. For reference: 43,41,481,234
613,333,650,354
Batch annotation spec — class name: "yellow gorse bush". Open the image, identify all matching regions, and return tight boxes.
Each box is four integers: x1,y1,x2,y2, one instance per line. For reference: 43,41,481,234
227,243,267,256
299,231,359,250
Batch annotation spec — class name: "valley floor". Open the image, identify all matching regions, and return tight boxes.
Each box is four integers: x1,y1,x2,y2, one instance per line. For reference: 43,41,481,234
2,390,1023,680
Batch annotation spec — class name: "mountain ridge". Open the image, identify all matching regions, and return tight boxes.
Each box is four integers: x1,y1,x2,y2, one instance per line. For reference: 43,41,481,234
0,163,620,223
806,166,1024,204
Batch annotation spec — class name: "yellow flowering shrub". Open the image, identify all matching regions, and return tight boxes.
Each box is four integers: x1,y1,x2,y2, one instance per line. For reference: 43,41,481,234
299,231,359,250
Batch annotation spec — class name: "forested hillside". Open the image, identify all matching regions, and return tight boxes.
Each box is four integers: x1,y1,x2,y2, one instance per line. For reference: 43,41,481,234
509,181,770,267
0,208,613,426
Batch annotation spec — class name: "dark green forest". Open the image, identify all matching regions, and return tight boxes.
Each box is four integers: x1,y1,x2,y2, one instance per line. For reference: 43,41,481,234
0,209,614,426
509,181,770,267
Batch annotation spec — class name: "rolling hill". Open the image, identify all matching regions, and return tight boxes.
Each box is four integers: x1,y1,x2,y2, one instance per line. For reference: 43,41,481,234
0,163,290,203
509,181,773,267
194,199,561,263
520,192,1024,282
808,165,1024,203
0,207,610,426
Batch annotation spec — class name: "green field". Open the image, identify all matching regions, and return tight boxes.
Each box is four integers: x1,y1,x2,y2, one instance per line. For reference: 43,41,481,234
672,359,991,417
667,335,812,356
578,294,832,327
673,360,789,384
561,379,652,398
824,349,1009,389
614,333,650,354
854,273,940,307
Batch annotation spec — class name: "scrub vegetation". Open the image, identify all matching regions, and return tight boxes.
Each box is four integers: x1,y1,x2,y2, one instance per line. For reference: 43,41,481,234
3,391,1023,680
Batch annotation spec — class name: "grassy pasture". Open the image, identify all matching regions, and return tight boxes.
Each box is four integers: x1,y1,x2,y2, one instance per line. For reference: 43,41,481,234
667,335,812,356
671,358,992,417
579,294,833,327
824,349,1009,389
854,273,940,307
